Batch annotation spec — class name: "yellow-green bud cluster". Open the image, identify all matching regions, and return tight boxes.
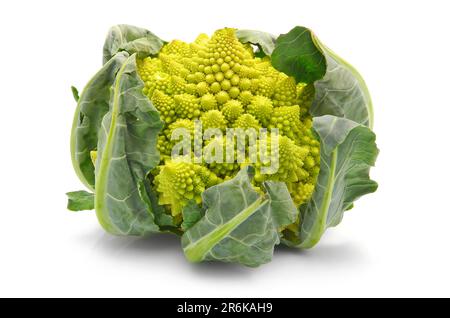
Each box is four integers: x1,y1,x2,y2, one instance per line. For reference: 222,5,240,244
155,161,220,216
200,94,218,111
247,95,273,126
200,110,227,131
233,114,261,130
174,94,201,119
268,105,302,140
158,119,196,158
272,74,298,106
152,90,175,124
297,83,315,118
221,100,244,123
203,136,241,178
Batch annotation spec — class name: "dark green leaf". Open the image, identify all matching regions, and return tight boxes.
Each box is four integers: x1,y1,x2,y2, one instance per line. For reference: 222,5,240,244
66,190,94,211
71,86,79,102
271,26,326,84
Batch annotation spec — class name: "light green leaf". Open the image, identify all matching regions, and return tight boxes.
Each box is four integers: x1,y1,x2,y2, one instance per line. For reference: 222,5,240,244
70,52,128,190
283,115,378,248
95,53,164,235
103,24,165,64
263,181,298,228
181,200,204,231
66,190,94,211
137,179,174,229
310,42,374,128
236,29,276,56
182,167,298,267
271,26,326,84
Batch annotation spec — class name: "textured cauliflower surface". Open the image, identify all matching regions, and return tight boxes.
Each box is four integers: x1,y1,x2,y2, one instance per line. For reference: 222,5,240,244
137,28,320,222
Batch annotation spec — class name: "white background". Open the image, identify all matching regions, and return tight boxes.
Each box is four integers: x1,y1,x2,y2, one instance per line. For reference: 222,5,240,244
0,0,449,297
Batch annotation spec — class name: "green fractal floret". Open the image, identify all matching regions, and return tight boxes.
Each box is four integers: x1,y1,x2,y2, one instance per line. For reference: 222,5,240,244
233,114,261,130
159,119,196,158
268,135,310,183
162,40,193,57
221,100,244,123
297,83,315,118
144,71,172,97
174,94,201,119
155,160,220,216
151,90,175,124
268,105,302,140
249,134,308,183
200,93,218,111
247,95,273,126
200,110,227,131
171,76,188,95
136,27,320,219
272,74,298,106
203,136,241,179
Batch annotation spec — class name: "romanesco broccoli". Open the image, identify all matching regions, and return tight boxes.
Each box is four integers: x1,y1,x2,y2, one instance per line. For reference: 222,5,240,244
137,28,320,219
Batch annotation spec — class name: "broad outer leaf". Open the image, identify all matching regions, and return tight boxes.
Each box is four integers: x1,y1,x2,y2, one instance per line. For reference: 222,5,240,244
236,29,276,56
103,24,165,64
70,53,128,190
95,53,164,235
182,167,298,267
310,42,374,128
66,190,94,211
271,26,326,84
283,115,378,248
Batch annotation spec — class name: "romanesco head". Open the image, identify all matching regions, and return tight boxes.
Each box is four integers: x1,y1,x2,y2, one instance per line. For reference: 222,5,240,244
137,28,320,219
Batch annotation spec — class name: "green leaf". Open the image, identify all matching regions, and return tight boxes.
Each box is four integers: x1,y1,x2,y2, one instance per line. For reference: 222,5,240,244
271,26,326,84
103,24,165,64
263,181,298,229
283,115,378,248
66,190,94,211
70,52,128,190
236,29,276,56
71,86,79,102
181,200,204,231
270,27,373,128
310,42,374,128
95,53,164,235
182,167,298,267
138,179,174,229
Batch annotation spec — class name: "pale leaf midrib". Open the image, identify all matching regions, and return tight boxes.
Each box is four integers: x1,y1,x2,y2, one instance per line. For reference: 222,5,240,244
94,56,130,234
300,149,337,248
184,196,268,262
